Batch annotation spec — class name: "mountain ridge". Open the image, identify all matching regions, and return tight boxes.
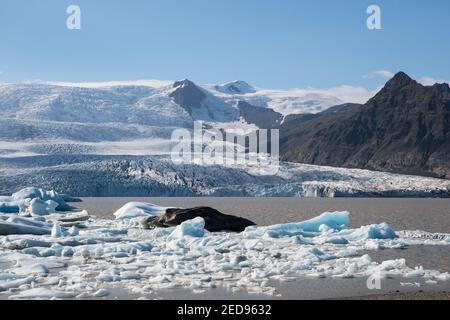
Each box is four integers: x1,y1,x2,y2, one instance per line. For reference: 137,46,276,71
280,72,450,179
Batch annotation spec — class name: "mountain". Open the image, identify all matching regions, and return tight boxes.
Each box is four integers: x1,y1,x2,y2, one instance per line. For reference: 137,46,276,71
169,79,238,122
237,101,283,129
214,80,256,94
280,72,450,179
0,79,347,145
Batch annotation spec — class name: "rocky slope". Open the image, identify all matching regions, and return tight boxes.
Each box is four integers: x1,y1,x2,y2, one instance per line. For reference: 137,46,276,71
281,72,450,179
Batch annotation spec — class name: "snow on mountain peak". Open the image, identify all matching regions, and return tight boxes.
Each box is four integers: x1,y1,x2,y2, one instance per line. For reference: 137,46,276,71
214,80,256,94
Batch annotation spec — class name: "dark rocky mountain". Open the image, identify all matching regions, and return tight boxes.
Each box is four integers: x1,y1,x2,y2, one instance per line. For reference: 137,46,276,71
282,103,362,126
237,101,283,129
169,79,207,117
280,72,450,179
169,79,238,122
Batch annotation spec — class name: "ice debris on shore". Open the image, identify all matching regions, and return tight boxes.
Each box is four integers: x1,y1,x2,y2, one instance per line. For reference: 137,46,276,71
0,192,449,300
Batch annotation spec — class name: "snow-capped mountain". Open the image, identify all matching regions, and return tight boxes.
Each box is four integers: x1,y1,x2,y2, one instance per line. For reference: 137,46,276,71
6,78,443,198
213,80,257,94
0,79,344,126
0,78,348,148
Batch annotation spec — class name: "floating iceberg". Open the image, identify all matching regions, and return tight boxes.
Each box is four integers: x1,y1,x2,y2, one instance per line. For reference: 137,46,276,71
243,211,349,238
0,187,74,214
113,202,173,220
12,187,72,211
169,217,206,238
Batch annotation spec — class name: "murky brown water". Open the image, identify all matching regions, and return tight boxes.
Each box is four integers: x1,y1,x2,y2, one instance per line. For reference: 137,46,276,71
7,198,443,300
78,197,450,233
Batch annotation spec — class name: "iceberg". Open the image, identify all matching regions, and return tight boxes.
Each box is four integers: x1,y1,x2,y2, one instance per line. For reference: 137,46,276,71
337,223,398,240
244,211,349,238
27,198,59,216
0,188,74,214
12,187,72,211
0,222,51,236
113,202,173,220
8,288,77,300
169,217,206,238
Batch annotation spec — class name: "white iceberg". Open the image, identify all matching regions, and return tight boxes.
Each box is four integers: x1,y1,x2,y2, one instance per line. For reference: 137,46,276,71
1,187,74,214
113,202,173,220
169,217,206,238
26,198,59,216
9,288,77,300
243,211,349,238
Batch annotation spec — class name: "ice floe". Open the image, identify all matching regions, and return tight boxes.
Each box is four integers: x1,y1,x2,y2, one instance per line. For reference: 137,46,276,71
0,187,76,216
113,202,172,220
0,193,449,300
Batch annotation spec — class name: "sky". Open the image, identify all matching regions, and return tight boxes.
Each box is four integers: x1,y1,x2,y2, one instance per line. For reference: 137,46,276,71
0,0,449,91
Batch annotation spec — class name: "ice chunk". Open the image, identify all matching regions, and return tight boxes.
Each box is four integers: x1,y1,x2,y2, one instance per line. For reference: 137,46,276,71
93,289,110,297
338,223,397,240
51,222,63,238
9,288,77,300
170,217,205,238
113,202,173,220
6,216,51,229
244,211,349,238
0,222,51,236
0,276,34,292
0,201,24,213
28,198,59,216
67,226,79,236
13,263,49,276
12,187,71,211
45,200,59,214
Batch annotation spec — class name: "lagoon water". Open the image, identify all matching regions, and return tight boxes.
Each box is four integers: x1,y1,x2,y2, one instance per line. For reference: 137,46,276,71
78,197,450,233
71,197,450,299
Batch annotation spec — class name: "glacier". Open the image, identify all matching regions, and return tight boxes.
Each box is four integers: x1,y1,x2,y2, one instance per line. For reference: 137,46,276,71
0,189,449,300
0,81,449,198
1,155,449,197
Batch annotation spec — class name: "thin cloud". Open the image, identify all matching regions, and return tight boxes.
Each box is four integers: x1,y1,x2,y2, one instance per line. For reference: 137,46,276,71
363,70,395,80
45,79,174,88
418,76,448,86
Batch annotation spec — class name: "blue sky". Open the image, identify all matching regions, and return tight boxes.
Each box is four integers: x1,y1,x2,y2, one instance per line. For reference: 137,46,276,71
0,0,449,90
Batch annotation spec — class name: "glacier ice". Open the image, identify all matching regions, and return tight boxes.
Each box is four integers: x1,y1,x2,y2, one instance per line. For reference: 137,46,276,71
0,195,449,300
243,211,349,238
113,202,173,220
0,187,73,214
28,199,59,216
169,217,206,238
12,187,71,211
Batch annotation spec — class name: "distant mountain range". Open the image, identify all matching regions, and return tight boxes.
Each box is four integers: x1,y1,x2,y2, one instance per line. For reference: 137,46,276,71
280,72,450,179
0,72,449,197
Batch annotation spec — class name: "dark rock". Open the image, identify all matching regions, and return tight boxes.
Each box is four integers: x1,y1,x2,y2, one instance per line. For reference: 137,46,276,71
145,206,256,232
237,101,283,129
